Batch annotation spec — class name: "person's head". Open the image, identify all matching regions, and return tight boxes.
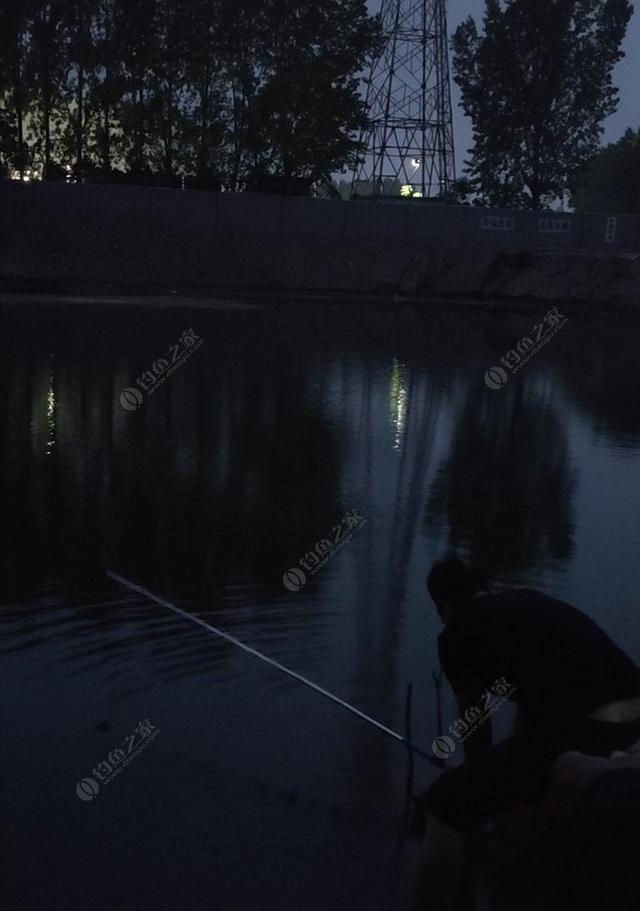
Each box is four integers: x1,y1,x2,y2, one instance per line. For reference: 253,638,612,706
427,556,489,624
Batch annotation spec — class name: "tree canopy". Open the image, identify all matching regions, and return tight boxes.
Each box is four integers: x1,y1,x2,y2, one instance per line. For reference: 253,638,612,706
0,0,381,186
452,0,633,209
571,127,640,213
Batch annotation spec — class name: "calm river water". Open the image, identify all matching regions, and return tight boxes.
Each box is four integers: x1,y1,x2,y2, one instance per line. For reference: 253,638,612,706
1,298,639,910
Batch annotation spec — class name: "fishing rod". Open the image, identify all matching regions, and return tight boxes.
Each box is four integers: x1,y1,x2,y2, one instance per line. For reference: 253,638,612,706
106,569,442,768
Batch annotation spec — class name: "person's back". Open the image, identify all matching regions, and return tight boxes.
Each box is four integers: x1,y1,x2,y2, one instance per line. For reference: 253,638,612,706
438,588,640,724
412,558,640,911
424,558,640,830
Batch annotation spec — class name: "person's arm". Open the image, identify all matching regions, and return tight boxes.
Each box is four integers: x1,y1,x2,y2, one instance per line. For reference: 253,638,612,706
456,688,492,759
439,631,493,759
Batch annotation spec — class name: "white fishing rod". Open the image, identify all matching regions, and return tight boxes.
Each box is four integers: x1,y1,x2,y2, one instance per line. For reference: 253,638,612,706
106,569,441,767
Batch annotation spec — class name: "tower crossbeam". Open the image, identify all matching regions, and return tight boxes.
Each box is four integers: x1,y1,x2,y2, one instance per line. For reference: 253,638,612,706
352,0,456,200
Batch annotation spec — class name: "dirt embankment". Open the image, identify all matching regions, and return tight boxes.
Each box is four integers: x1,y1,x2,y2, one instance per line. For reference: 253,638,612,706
399,250,640,309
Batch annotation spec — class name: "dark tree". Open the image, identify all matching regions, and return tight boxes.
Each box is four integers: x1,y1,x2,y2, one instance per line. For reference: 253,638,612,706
88,0,125,173
146,0,193,176
115,0,157,173
0,1,34,178
452,0,633,209
61,0,97,176
217,0,274,188
571,127,640,214
29,0,68,177
182,0,225,181
0,0,381,187
251,0,382,182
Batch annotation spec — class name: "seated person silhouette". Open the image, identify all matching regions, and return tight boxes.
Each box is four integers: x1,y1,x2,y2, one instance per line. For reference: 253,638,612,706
411,556,640,910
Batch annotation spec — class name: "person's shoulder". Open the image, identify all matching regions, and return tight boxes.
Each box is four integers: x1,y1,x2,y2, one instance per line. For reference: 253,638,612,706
481,588,572,610
483,587,550,601
473,589,580,628
483,589,604,636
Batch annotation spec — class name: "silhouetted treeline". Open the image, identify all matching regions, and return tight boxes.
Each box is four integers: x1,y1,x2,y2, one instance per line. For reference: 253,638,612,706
0,0,381,186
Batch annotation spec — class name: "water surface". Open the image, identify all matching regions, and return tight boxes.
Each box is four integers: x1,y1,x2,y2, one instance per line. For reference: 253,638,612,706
1,299,639,910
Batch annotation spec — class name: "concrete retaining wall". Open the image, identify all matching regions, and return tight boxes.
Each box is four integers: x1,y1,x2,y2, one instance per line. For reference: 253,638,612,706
2,181,639,297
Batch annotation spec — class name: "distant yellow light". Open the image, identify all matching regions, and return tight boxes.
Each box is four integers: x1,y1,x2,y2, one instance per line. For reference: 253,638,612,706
11,168,42,181
400,184,414,197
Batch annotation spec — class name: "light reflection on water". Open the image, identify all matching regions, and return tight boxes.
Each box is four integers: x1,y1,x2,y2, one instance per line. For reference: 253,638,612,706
389,358,408,450
46,380,55,455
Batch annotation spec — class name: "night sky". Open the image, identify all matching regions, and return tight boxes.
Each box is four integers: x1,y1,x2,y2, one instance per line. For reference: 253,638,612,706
367,0,640,177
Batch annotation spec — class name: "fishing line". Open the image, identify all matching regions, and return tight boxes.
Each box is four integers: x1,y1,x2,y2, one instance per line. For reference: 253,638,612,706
106,569,441,767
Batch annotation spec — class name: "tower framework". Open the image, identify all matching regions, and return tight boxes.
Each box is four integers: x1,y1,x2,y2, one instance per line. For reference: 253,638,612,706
352,0,456,199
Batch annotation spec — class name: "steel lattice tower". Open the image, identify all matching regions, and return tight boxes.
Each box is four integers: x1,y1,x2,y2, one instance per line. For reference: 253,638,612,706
352,0,456,199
